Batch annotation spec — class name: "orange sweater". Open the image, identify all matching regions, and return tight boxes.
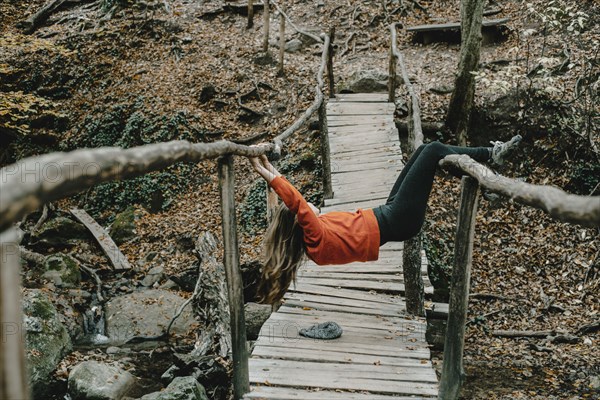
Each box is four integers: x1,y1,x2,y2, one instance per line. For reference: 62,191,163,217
269,176,380,265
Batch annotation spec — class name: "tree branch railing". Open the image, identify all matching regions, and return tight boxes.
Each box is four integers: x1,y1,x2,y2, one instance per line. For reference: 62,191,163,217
438,156,600,400
388,21,600,400
389,22,426,317
0,31,333,400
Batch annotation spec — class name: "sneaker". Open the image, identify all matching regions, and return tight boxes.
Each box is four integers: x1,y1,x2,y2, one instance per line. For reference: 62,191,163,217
490,135,522,165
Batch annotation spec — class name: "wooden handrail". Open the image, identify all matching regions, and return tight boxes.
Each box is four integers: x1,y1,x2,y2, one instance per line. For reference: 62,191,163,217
440,154,600,227
0,30,334,400
0,140,274,233
438,159,599,399
389,22,424,149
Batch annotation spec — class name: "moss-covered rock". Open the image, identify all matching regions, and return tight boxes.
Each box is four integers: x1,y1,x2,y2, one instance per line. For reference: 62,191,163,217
31,216,89,247
23,289,73,399
42,253,81,287
108,206,137,245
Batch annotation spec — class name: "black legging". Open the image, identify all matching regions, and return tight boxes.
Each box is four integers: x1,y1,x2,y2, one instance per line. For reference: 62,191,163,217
373,141,491,245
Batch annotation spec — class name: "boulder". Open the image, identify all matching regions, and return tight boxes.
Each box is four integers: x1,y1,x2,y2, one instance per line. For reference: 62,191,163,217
285,38,304,53
23,289,73,399
340,70,389,93
141,266,165,287
68,361,135,400
42,253,81,287
108,207,137,245
244,302,271,340
140,376,208,400
30,216,89,247
105,290,197,344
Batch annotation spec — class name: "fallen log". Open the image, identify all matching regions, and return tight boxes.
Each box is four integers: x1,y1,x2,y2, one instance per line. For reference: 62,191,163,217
70,208,131,270
492,329,557,338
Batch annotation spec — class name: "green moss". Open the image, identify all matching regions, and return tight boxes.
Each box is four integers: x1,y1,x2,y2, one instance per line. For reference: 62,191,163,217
240,179,267,234
108,206,137,244
43,254,81,287
30,295,56,320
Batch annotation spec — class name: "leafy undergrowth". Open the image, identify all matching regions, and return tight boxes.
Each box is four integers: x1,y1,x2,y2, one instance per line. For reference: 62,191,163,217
1,0,598,398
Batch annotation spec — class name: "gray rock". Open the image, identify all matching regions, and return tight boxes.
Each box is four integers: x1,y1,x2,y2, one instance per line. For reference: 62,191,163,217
30,216,89,246
105,290,197,344
142,266,165,287
68,361,135,400
42,253,81,288
340,69,390,93
244,302,271,340
589,375,600,390
285,38,304,53
108,207,137,245
141,376,208,400
23,289,73,399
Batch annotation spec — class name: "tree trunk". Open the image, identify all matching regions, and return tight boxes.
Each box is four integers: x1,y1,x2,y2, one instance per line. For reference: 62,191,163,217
438,177,479,400
191,232,232,358
445,0,484,145
218,156,249,398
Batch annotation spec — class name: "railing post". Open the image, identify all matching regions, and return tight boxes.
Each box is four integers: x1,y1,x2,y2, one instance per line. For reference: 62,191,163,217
277,9,285,75
262,0,270,53
327,26,335,98
439,176,480,400
218,156,249,398
403,101,425,316
319,96,333,200
388,25,397,103
247,0,254,28
1,229,29,400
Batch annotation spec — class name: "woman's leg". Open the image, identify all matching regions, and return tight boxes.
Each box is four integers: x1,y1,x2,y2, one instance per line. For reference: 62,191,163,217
375,141,491,244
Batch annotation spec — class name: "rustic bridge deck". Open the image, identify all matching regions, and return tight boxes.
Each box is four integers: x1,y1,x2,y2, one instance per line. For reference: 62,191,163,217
244,93,441,399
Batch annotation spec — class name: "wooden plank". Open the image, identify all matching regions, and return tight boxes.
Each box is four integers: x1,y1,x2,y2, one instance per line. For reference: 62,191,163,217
329,138,397,149
248,361,439,396
286,283,402,305
254,325,429,353
245,386,432,400
254,331,429,354
250,364,435,384
334,93,389,102
70,208,131,270
327,107,396,116
274,307,429,334
283,292,403,313
329,145,401,158
252,345,430,365
327,102,396,110
298,271,402,281
292,278,434,295
264,310,420,334
281,299,404,317
297,277,403,293
331,161,401,174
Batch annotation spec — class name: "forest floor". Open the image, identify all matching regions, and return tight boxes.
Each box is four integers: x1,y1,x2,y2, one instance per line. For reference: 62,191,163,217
1,0,599,399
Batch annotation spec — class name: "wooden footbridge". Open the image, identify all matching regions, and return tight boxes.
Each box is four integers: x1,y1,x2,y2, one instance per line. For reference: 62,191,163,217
2,22,598,400
244,93,441,399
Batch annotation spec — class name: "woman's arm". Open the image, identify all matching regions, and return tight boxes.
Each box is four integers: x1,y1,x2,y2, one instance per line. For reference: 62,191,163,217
248,149,282,183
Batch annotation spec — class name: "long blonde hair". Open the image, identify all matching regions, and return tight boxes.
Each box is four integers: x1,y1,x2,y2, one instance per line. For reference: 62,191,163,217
256,203,306,304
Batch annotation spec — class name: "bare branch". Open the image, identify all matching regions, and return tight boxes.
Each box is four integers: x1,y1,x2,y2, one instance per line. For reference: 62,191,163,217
440,154,600,227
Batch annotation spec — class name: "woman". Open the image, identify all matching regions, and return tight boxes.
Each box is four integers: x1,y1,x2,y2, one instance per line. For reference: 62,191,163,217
249,136,522,303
